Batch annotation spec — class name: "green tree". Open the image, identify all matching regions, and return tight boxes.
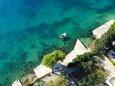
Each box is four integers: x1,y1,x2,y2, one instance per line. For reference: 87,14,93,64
93,22,115,54
41,50,66,67
78,69,105,86
73,53,94,63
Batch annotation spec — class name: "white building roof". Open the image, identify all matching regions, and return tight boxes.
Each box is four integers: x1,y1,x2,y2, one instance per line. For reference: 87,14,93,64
106,75,115,86
93,20,114,39
60,39,88,66
74,39,88,54
34,64,52,79
12,80,22,86
60,50,77,66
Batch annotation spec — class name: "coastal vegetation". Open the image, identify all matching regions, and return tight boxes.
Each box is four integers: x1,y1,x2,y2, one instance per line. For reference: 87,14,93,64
74,53,94,62
78,69,105,86
45,76,69,86
93,22,115,54
112,62,115,66
72,23,115,85
73,52,105,86
41,50,66,67
32,76,69,86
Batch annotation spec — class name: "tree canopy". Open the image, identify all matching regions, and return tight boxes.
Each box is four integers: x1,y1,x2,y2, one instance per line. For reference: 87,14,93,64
93,22,115,54
41,50,66,67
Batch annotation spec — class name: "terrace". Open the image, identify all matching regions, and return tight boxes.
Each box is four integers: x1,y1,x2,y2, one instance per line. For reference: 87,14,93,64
60,39,89,66
92,20,114,39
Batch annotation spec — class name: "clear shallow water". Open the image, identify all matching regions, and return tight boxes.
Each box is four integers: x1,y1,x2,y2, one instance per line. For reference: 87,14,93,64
0,0,115,86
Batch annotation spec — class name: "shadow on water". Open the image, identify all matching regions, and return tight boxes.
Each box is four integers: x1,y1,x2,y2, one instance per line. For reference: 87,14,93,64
25,17,72,38
22,0,44,7
96,0,115,13
50,17,72,29
55,0,115,14
25,23,56,38
0,52,9,60
54,0,96,12
18,6,38,19
18,0,49,19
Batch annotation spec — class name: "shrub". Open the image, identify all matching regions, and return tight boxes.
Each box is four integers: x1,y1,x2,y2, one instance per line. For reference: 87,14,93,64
73,53,94,63
93,23,115,54
45,76,69,86
41,50,66,67
78,69,105,86
112,61,115,66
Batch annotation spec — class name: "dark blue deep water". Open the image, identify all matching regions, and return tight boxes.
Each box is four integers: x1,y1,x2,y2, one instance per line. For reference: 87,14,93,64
0,0,115,86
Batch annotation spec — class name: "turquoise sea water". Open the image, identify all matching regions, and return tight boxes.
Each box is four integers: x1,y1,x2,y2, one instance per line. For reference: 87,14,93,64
0,0,115,86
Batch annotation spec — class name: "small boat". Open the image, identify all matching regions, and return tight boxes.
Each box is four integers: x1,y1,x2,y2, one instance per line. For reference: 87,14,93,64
59,33,67,40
